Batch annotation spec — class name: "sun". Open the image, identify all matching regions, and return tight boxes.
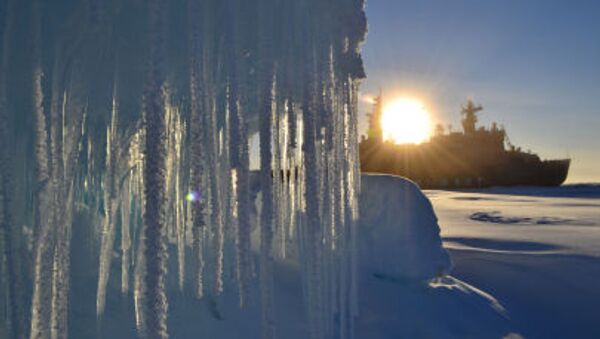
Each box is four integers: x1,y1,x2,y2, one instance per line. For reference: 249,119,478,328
381,98,432,144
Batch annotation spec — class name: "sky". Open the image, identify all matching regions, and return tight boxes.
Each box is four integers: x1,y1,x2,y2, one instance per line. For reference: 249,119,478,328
359,0,600,183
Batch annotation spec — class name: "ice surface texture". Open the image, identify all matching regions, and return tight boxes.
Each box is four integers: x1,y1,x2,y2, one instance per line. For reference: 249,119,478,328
0,1,366,339
359,174,451,281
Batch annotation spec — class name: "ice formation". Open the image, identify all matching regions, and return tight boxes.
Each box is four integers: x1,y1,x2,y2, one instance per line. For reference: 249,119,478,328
0,0,367,338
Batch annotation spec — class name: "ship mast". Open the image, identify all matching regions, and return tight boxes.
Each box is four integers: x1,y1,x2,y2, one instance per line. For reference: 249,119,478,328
367,91,384,142
461,99,483,134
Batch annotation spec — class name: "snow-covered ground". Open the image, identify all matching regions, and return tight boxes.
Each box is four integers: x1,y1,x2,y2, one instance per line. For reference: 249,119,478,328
427,185,600,339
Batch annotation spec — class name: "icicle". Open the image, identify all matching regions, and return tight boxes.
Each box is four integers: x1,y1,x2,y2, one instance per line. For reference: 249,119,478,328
192,219,205,299
45,39,75,339
286,101,299,242
50,183,74,339
188,0,207,298
131,145,146,334
235,109,252,308
29,1,55,337
215,112,228,297
142,0,169,337
96,82,119,319
50,66,87,339
273,93,284,260
348,79,361,323
300,49,323,339
202,29,226,298
175,122,185,292
129,130,145,319
258,1,277,329
133,206,146,335
225,2,252,305
121,178,132,294
163,103,186,292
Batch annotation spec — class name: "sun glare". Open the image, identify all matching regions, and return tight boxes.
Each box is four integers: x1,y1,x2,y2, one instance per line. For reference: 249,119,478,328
381,98,432,144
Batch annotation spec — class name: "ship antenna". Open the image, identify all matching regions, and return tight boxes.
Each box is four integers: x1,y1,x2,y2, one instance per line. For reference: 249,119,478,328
461,99,483,134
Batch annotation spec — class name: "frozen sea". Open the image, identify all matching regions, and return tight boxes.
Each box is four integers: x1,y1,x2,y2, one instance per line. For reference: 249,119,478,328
427,185,600,339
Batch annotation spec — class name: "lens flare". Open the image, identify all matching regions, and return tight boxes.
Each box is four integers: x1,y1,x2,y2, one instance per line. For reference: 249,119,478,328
186,191,200,203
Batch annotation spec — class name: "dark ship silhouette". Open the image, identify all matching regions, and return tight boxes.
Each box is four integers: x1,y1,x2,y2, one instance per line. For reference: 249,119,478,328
359,96,570,189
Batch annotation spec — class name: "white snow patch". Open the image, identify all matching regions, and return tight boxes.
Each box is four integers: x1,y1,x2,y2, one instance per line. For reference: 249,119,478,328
429,186,600,338
359,174,451,281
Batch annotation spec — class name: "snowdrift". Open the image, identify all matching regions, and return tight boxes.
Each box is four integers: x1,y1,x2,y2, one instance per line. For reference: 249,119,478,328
359,174,451,281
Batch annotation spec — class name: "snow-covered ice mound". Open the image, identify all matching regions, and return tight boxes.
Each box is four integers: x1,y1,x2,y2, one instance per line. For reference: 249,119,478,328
357,174,518,338
359,174,451,281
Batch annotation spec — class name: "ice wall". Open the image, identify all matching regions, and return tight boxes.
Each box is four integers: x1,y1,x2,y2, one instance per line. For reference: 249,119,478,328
0,1,367,339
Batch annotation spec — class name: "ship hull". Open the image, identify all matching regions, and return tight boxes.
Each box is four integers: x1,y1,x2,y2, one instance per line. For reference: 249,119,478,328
477,159,571,188
359,141,570,189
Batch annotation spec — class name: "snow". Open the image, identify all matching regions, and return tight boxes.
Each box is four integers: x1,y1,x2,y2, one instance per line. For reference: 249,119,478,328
359,174,451,281
429,185,600,338
429,185,600,257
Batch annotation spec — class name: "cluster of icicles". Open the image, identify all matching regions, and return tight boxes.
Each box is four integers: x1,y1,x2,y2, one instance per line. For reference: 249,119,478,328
0,0,366,339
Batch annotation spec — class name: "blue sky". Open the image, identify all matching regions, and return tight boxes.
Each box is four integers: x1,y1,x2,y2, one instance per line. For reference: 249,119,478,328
359,0,600,183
